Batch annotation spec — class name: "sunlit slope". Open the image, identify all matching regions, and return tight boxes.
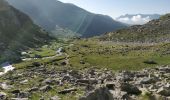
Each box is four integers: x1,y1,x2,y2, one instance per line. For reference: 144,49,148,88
100,14,170,43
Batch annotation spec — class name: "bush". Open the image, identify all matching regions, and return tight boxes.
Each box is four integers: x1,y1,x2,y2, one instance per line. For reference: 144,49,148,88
143,60,157,64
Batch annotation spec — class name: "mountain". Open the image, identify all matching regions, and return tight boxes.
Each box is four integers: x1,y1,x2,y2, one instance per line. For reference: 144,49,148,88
6,0,127,37
0,0,51,62
116,14,161,25
99,14,170,43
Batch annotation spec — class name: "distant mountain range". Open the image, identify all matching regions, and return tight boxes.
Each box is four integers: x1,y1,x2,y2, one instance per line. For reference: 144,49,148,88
116,14,161,25
100,14,170,43
0,0,50,62
6,0,127,37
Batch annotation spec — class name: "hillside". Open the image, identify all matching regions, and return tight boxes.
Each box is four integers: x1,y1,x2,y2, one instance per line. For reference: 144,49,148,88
6,0,127,37
0,0,51,62
99,14,170,43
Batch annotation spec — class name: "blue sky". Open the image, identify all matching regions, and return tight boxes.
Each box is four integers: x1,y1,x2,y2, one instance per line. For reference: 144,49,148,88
59,0,170,19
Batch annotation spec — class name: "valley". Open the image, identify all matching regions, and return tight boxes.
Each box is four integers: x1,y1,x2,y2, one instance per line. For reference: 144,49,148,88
0,0,170,100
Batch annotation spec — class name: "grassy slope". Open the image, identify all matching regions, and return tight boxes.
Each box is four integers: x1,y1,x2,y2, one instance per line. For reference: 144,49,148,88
66,39,170,71
99,14,170,43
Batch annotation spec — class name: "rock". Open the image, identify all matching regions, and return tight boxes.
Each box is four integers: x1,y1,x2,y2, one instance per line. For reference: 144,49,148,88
11,90,20,94
0,92,7,100
140,77,157,84
28,87,39,92
50,95,61,100
159,67,170,73
105,82,115,90
62,75,71,82
17,92,29,98
42,78,56,85
77,79,98,84
0,83,12,90
120,83,141,95
39,85,52,92
20,80,28,84
79,86,114,100
58,88,77,94
32,62,41,67
60,62,67,66
80,61,85,64
157,87,170,96
11,98,28,100
109,90,129,100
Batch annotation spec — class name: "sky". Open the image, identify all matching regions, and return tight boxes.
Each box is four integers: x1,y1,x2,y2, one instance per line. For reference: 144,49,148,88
59,0,170,19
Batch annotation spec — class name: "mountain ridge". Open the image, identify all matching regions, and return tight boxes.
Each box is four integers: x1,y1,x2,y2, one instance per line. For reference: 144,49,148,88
6,0,127,37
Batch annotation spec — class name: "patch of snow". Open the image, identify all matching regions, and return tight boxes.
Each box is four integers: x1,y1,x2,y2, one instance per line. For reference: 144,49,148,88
0,62,15,76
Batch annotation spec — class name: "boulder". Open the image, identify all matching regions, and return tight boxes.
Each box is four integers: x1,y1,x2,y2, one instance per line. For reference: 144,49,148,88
11,98,28,100
42,78,56,85
76,79,98,84
58,88,77,94
105,82,115,90
120,83,141,95
28,87,39,92
140,77,157,84
50,95,61,100
157,87,170,96
0,92,7,100
39,85,52,92
79,86,114,100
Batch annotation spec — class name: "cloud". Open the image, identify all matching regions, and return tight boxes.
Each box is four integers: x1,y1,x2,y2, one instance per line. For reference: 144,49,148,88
117,15,151,25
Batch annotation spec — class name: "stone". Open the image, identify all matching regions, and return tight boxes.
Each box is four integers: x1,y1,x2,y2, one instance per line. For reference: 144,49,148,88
43,78,56,85
80,61,85,64
50,95,61,100
11,98,28,100
159,67,170,73
11,90,20,94
120,83,141,95
39,85,52,92
109,90,128,100
76,79,98,84
157,87,170,96
32,62,41,67
79,86,114,100
0,92,7,100
140,77,157,84
28,87,39,92
58,88,77,94
105,82,115,90
60,62,67,66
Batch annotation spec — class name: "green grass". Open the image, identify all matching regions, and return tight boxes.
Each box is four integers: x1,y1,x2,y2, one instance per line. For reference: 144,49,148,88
66,39,170,71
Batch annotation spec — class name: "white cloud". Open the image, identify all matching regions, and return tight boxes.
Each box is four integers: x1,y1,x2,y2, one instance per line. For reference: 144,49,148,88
117,15,152,25
118,17,130,21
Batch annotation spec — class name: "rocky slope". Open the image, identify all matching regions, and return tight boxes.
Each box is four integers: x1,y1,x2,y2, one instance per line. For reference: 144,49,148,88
99,14,170,43
6,0,127,37
0,60,170,100
0,0,51,63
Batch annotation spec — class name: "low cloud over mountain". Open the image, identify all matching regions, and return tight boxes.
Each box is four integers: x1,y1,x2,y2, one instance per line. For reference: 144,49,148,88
116,14,161,25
